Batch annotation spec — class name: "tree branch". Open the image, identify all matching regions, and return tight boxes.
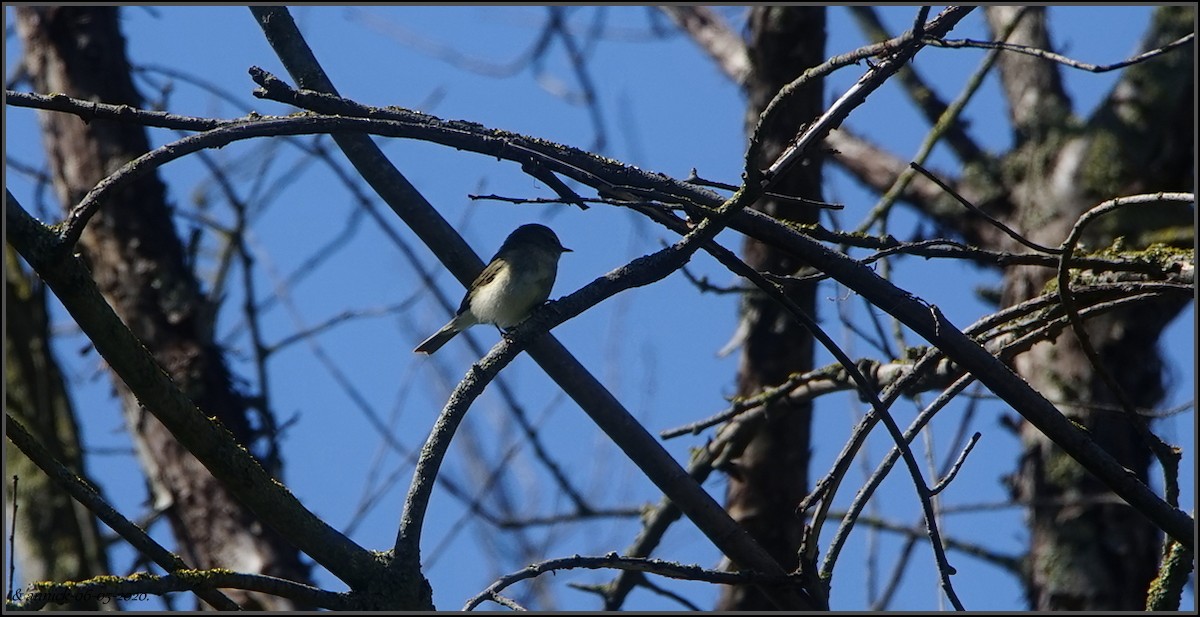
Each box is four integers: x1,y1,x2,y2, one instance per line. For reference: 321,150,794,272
248,6,807,609
8,570,352,611
5,191,380,590
4,415,241,611
928,32,1195,74
464,553,778,611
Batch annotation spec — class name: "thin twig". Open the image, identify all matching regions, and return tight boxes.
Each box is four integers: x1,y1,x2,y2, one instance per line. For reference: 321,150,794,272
930,432,982,496
463,553,780,611
660,365,850,439
632,577,704,611
757,7,975,188
684,169,845,210
909,161,1060,254
927,32,1196,73
468,193,611,208
4,89,227,130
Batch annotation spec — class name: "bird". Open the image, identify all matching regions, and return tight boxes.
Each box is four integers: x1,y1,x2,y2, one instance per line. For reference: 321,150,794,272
413,224,571,354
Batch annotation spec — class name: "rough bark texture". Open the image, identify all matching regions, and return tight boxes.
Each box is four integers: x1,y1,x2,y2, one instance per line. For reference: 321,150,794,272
5,247,112,610
987,6,1194,610
15,6,312,610
717,6,825,611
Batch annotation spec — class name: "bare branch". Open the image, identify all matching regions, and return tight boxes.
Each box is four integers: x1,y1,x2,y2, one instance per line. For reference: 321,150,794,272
5,415,241,611
4,89,227,131
14,81,1190,553
930,432,982,496
605,276,1187,610
928,32,1195,74
391,170,814,609
853,10,1023,234
684,168,844,209
818,284,1190,580
1056,192,1194,508
756,7,975,188
464,553,780,611
910,162,1060,254
9,570,352,611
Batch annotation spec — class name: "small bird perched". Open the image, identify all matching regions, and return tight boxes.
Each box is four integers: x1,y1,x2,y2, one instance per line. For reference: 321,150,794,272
413,224,571,354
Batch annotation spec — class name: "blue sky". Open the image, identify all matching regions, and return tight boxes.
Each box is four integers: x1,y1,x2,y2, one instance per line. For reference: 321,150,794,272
4,5,1194,611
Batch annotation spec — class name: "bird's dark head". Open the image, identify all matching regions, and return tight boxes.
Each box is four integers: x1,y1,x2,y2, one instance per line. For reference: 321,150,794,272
504,224,571,254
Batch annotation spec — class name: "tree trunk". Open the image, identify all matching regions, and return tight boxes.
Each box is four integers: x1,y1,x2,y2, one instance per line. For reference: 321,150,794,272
718,6,825,611
15,6,312,609
5,246,112,610
987,6,1194,610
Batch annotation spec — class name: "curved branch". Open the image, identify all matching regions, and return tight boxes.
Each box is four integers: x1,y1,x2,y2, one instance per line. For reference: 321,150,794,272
393,175,814,609
928,32,1195,74
464,553,778,611
1056,192,1193,507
